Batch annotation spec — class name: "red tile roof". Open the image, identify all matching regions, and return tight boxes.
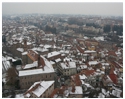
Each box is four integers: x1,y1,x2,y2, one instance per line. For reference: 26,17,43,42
108,51,117,57
109,74,118,84
81,70,95,76
71,74,82,86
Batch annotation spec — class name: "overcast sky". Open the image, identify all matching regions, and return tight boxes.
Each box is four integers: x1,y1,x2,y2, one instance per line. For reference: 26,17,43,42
2,2,123,16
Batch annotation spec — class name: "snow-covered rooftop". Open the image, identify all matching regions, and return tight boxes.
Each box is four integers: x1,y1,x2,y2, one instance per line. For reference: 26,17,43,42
32,47,48,52
84,50,96,53
69,86,83,94
112,89,122,98
27,81,54,97
17,48,24,52
47,51,60,58
55,58,61,63
44,45,52,49
19,55,54,76
22,51,28,55
60,61,76,69
101,63,109,66
23,61,38,69
94,36,104,41
79,74,87,80
50,61,55,65
89,61,99,66
2,56,16,62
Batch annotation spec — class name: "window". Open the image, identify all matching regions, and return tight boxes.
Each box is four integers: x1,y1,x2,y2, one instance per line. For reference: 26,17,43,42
50,75,51,77
46,75,47,78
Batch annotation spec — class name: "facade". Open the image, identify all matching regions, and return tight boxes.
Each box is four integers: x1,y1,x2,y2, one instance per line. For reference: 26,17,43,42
19,70,55,89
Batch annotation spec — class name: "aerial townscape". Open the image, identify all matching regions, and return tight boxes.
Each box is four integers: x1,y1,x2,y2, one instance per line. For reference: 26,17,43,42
2,3,123,98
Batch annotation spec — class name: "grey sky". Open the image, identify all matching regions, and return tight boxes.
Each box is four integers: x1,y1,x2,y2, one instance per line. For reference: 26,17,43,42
2,2,123,16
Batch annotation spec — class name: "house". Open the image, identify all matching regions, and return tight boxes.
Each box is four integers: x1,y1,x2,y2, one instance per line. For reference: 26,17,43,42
24,80,54,98
57,61,77,76
19,54,55,89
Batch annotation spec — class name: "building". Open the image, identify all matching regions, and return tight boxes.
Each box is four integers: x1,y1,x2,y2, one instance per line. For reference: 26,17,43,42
58,61,77,76
19,52,55,89
24,80,54,98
